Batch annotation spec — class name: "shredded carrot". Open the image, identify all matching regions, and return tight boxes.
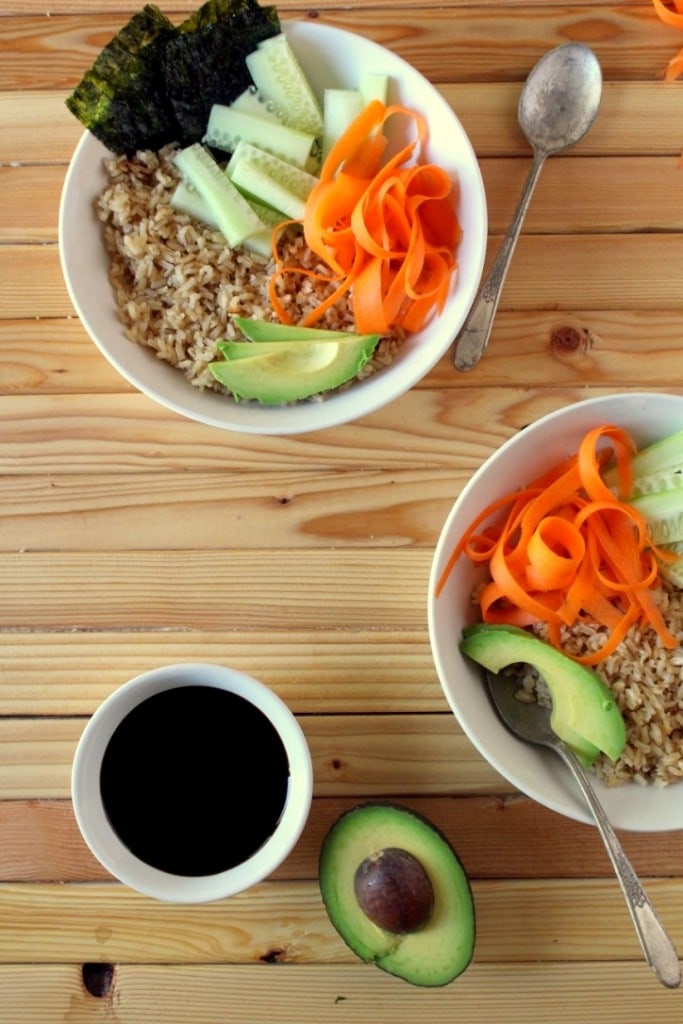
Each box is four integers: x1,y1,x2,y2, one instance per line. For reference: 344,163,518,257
268,100,461,336
665,47,683,81
651,0,683,81
653,0,683,30
435,424,678,665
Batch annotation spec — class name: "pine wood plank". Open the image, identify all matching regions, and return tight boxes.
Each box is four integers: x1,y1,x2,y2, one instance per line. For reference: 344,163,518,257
0,468,471,552
2,81,682,163
1,7,680,90
0,630,440,715
1,795,681,882
0,386,526,474
0,878,680,964
0,961,682,1024
0,714,501,800
4,233,682,321
3,156,683,245
2,387,681,476
0,318,129,393
3,310,683,396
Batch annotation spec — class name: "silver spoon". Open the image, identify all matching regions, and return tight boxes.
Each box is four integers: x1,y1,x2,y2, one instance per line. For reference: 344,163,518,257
485,668,681,989
454,43,603,371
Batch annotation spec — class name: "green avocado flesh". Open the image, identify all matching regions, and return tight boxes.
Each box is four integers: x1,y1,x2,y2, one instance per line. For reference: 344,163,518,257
459,624,626,764
319,803,475,987
209,335,379,403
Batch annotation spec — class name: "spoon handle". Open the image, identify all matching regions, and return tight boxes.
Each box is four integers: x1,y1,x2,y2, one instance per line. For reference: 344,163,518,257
555,741,681,988
454,149,546,371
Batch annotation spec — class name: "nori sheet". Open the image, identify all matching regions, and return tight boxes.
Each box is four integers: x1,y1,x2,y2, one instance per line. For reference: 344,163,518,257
163,0,280,145
65,0,281,155
66,5,180,155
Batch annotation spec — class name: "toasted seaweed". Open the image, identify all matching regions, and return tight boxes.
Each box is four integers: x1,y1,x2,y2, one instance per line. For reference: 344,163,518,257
163,0,280,145
65,0,280,155
66,5,180,155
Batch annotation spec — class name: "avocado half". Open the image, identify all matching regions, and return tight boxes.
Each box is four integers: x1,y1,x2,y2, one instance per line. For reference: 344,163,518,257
319,802,475,987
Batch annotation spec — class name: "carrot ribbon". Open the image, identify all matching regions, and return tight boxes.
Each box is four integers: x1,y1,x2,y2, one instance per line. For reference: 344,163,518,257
269,100,461,336
436,424,678,665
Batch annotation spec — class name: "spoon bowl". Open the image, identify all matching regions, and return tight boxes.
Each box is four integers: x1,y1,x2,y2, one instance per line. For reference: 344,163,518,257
518,43,603,155
454,43,602,371
485,668,681,989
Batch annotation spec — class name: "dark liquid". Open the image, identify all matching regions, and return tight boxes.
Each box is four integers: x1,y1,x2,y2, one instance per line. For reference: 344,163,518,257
100,685,290,876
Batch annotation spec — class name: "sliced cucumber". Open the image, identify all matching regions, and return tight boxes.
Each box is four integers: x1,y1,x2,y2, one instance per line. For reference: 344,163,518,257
322,89,363,160
359,72,390,106
204,105,316,169
604,427,683,495
170,179,219,230
246,33,323,135
172,143,268,248
229,86,283,122
229,158,306,219
629,488,683,545
226,140,319,200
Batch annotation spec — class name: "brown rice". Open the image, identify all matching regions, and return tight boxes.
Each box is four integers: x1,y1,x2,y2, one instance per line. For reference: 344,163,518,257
515,584,683,787
95,145,400,399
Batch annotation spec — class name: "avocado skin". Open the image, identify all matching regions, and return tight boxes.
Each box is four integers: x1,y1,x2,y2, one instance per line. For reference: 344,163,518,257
460,623,626,763
319,802,475,987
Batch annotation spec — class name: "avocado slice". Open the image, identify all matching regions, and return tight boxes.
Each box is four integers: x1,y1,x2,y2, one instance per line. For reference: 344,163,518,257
460,623,626,763
209,335,380,403
319,803,475,987
231,317,351,342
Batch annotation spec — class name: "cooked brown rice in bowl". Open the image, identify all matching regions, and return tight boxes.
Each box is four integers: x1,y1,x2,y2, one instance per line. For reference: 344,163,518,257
512,584,683,788
95,145,401,400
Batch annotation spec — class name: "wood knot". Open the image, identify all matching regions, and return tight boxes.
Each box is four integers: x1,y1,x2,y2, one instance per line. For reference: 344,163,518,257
260,948,286,963
550,325,583,352
82,963,115,997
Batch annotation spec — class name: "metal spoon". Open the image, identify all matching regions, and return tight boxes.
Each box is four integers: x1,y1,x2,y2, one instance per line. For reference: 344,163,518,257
485,668,681,989
454,43,603,371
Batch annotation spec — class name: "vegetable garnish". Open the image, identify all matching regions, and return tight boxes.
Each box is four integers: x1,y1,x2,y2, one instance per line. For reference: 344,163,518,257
268,99,461,336
435,425,678,665
65,0,280,154
651,0,683,81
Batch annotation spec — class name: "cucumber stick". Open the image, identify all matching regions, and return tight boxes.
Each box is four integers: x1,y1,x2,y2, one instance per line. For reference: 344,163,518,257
604,427,683,496
230,159,307,219
172,143,270,253
629,488,683,545
359,72,389,106
322,89,363,160
245,33,323,135
229,86,283,123
204,105,316,169
170,179,220,230
226,141,318,198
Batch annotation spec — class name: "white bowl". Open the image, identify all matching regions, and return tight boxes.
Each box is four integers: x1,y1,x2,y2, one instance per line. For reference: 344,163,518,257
59,20,487,435
72,663,312,902
428,392,683,832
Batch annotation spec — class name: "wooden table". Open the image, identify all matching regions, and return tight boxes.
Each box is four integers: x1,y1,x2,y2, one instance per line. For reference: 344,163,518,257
2,0,683,1019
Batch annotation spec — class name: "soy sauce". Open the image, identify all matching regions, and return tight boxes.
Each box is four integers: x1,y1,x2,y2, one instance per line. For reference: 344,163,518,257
99,685,290,876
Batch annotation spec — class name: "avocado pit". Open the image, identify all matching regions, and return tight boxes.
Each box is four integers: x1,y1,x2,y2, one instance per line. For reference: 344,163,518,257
354,847,435,933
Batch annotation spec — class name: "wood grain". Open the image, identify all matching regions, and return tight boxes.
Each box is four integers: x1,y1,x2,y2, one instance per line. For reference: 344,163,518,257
0,714,503,799
4,155,683,246
4,233,683,323
0,877,680,964
0,962,682,1024
2,0,683,1014
1,796,681,882
1,7,681,89
2,81,683,163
